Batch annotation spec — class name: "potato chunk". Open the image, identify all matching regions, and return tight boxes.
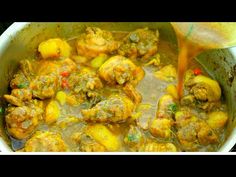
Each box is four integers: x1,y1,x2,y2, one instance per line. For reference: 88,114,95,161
207,111,228,129
38,38,71,59
85,124,120,151
45,100,60,124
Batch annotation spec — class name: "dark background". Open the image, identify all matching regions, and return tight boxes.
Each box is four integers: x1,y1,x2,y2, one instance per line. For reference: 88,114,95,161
0,22,235,152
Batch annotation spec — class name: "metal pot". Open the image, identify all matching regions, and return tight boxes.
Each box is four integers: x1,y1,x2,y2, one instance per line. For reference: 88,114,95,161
0,22,236,152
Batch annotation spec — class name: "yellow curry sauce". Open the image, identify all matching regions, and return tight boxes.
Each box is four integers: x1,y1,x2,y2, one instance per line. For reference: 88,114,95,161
3,27,228,152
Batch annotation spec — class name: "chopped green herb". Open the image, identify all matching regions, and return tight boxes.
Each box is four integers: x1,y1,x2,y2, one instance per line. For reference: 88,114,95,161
0,107,4,115
127,134,137,142
167,103,178,114
17,82,28,89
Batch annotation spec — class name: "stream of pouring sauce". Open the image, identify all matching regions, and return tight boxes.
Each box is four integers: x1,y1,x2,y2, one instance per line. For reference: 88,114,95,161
176,32,205,98
172,23,236,98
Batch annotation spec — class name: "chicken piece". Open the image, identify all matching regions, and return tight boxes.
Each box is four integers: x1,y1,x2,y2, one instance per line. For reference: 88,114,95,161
154,64,177,82
76,27,120,59
68,70,104,105
176,115,218,150
68,71,103,94
184,69,195,85
197,122,218,145
36,61,60,76
36,58,77,76
123,83,142,105
187,75,221,102
81,95,134,123
184,75,222,111
118,28,159,60
9,60,34,94
177,121,200,151
5,102,43,139
38,38,71,59
58,58,77,77
181,95,219,111
149,118,172,139
4,89,32,106
24,131,68,152
10,71,30,89
19,60,34,80
207,111,228,129
174,109,195,128
98,55,144,86
85,124,121,151
180,95,195,107
58,58,78,74
10,60,33,89
30,74,58,99
124,125,144,151
156,94,177,119
139,142,177,152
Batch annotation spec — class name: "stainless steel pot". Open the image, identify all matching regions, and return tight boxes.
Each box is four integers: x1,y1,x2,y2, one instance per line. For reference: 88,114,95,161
0,22,236,152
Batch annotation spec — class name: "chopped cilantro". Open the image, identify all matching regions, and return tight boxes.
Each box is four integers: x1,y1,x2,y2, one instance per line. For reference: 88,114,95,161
167,103,178,114
0,107,4,115
127,134,140,142
17,82,29,89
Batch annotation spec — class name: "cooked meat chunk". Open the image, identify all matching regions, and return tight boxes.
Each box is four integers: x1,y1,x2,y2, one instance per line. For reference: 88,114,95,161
176,111,219,151
30,74,58,99
68,70,103,104
124,125,144,151
76,27,120,59
19,60,34,80
187,75,221,102
10,60,33,89
177,122,200,151
24,131,68,152
123,83,142,105
98,55,144,85
174,109,195,128
4,89,32,107
5,102,43,139
118,28,159,60
184,69,195,85
36,58,77,76
197,122,218,145
81,95,134,123
180,95,195,106
10,71,30,89
184,75,222,111
68,71,103,94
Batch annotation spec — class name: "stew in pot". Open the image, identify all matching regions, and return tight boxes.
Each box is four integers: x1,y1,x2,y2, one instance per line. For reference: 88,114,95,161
2,27,228,152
